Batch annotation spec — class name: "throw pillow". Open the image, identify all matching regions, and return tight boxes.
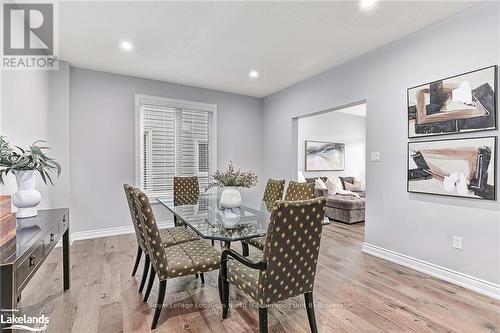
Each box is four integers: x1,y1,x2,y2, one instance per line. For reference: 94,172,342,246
315,178,327,190
325,177,339,196
344,180,365,192
327,176,343,190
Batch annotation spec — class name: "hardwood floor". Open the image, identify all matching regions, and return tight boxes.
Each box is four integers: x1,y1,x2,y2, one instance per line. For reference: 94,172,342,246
19,222,500,332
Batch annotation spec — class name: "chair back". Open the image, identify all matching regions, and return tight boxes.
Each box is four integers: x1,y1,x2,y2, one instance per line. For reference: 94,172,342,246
259,198,326,305
284,181,315,201
174,176,200,206
133,188,169,280
262,179,285,212
123,184,148,254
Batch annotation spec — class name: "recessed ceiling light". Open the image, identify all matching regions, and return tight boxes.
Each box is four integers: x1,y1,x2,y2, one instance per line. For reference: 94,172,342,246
360,0,377,9
249,70,259,78
120,40,133,51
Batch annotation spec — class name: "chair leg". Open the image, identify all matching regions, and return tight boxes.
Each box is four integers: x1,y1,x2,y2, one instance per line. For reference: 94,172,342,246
138,255,150,293
221,275,230,319
211,239,215,246
259,307,268,333
143,267,156,302
151,280,167,330
131,246,142,276
241,241,249,256
200,273,205,284
217,271,223,304
304,292,318,333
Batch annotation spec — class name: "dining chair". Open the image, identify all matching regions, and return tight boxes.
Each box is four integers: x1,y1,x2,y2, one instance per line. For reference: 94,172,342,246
173,176,200,226
220,198,326,333
242,180,315,255
133,188,221,330
284,180,315,201
123,184,199,298
241,179,285,256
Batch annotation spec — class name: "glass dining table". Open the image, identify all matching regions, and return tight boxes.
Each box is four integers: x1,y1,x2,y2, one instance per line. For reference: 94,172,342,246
157,192,269,248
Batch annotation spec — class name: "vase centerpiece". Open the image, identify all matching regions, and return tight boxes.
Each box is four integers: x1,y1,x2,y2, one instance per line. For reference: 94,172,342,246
206,161,258,212
0,137,61,221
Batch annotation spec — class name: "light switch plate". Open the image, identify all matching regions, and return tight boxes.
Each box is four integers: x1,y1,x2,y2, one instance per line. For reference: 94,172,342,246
371,152,381,162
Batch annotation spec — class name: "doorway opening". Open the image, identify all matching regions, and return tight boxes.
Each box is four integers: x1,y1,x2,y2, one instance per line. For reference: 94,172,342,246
292,101,367,227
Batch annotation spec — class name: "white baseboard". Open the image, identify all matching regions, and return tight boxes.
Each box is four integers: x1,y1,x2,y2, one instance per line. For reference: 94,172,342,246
362,242,500,300
55,221,174,247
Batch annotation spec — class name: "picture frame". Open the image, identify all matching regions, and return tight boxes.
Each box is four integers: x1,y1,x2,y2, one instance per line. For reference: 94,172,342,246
407,65,497,138
305,140,345,171
407,136,497,200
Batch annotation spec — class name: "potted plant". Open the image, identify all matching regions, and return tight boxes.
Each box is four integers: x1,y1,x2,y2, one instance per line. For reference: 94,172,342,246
206,161,258,209
0,137,61,219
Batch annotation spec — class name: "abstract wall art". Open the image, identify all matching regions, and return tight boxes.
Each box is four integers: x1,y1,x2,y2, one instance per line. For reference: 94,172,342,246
408,66,497,138
305,141,345,171
408,136,496,200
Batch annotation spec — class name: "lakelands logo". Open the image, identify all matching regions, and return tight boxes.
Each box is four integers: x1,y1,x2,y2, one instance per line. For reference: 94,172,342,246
2,1,58,70
0,313,49,331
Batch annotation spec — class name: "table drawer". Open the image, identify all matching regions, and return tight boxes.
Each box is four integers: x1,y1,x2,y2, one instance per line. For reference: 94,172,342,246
43,221,60,254
16,241,45,290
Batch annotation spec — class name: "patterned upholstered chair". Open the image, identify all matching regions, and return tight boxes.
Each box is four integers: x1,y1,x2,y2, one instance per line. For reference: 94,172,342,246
123,184,199,297
173,176,200,226
242,180,315,255
284,181,315,201
220,198,326,333
133,188,221,329
241,179,285,256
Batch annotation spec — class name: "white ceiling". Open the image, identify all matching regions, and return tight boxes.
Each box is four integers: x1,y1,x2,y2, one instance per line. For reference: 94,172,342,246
59,1,478,98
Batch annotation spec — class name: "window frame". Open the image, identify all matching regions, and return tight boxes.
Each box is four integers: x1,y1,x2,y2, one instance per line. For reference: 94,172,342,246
135,94,217,198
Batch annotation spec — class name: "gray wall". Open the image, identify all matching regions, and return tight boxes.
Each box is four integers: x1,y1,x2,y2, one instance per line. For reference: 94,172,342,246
0,63,71,211
262,2,500,284
70,68,263,233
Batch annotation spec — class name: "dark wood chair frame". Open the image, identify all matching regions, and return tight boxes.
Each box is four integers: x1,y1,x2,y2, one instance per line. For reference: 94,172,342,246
218,249,318,333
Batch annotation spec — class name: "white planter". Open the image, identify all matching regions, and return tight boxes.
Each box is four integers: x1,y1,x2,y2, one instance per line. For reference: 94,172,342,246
219,187,242,208
12,170,41,219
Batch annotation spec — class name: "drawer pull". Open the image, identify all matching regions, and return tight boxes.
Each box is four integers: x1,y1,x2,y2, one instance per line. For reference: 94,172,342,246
29,256,36,267
50,233,55,242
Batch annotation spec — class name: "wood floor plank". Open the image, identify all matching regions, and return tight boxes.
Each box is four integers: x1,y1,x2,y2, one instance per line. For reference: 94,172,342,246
16,222,500,332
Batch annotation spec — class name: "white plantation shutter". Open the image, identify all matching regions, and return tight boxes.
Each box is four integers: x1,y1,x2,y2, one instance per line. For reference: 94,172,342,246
137,95,217,199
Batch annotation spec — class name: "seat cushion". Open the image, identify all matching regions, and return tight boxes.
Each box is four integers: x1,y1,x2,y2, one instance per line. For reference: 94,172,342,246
163,240,220,279
159,226,199,247
244,236,265,251
326,195,365,210
227,253,263,302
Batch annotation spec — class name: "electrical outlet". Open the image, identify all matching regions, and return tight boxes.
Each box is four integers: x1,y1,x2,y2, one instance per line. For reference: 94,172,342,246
452,236,463,250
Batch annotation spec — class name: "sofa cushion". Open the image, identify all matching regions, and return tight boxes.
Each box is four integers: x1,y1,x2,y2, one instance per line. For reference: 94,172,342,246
326,195,365,210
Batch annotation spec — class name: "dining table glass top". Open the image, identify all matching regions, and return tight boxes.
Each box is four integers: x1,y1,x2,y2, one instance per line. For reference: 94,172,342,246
156,192,269,242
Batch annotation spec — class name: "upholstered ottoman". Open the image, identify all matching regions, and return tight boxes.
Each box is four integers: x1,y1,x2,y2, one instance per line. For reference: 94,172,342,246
325,194,365,224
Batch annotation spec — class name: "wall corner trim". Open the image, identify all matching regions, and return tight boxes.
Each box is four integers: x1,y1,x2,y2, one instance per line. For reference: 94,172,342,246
362,242,500,300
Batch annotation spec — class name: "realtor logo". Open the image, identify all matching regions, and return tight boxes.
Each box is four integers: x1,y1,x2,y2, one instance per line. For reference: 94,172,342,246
2,2,58,69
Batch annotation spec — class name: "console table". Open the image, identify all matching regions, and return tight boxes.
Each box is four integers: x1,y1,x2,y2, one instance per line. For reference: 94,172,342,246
0,209,70,329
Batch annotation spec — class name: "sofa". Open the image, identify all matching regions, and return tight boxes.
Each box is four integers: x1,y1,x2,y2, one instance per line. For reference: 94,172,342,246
305,177,365,224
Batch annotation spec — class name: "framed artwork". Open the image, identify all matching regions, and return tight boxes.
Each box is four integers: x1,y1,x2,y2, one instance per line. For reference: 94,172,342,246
407,136,496,200
305,141,345,171
408,66,497,138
